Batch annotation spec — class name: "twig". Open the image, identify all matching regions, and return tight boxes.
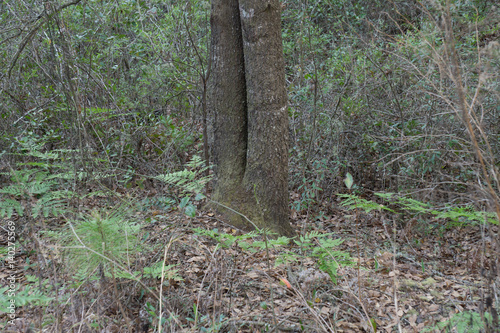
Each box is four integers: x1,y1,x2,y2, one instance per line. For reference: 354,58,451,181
7,0,83,78
382,215,402,333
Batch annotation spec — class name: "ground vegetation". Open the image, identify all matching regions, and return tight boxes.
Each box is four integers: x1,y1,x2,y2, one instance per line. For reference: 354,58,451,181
0,0,499,331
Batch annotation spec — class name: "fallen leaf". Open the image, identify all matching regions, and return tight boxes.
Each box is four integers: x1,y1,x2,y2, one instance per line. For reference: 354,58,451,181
280,277,292,289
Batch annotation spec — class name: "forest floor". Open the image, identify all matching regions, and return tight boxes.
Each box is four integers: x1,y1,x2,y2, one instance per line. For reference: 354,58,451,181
1,189,496,332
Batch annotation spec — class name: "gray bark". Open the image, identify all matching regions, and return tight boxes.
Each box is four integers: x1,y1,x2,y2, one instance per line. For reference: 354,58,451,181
209,0,294,237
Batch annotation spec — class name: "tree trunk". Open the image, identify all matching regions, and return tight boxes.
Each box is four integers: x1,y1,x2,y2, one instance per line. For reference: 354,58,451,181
209,0,294,237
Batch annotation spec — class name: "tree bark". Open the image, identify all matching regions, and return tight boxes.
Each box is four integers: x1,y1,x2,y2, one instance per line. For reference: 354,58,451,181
209,0,294,237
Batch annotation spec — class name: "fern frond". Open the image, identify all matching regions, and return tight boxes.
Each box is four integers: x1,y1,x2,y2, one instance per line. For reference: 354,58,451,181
0,184,26,197
33,196,67,218
185,155,204,168
28,181,56,196
155,170,205,194
0,285,53,313
7,168,38,183
142,262,183,280
0,198,24,218
155,156,212,194
46,172,74,180
338,193,394,213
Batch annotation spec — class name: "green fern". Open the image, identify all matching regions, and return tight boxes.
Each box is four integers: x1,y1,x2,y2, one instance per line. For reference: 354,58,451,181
279,232,353,284
142,262,183,281
0,139,76,220
0,198,24,218
244,236,290,253
27,180,56,197
422,310,498,332
340,192,499,228
32,193,68,218
0,285,53,313
155,155,211,195
435,206,498,226
5,168,39,184
338,193,395,213
375,193,438,215
193,228,259,248
0,172,69,219
312,236,351,284
194,228,352,285
0,184,26,197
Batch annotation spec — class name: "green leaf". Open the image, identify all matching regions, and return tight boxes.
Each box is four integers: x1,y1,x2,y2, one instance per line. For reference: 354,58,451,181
194,193,205,201
184,204,196,217
179,197,190,208
370,318,377,332
344,172,354,189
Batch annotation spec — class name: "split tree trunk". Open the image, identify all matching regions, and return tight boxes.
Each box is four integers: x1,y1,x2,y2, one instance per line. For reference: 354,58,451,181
209,0,294,237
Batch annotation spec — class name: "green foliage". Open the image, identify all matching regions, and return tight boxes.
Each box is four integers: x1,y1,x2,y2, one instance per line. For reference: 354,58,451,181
293,176,323,213
31,190,67,219
143,262,182,281
0,285,53,313
187,310,226,333
194,228,351,285
378,192,498,226
375,192,435,215
292,159,327,215
140,196,176,211
281,0,499,198
422,310,498,333
340,192,498,228
434,205,498,226
279,231,353,284
193,228,259,249
114,261,183,283
154,155,211,217
0,198,24,218
2,1,498,331
338,193,396,214
157,115,201,156
155,155,211,195
0,136,75,219
1,0,210,187
0,246,9,261
243,236,291,253
60,207,141,279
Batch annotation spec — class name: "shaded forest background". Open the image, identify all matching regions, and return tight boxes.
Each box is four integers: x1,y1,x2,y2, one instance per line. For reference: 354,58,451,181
1,0,499,332
2,0,500,204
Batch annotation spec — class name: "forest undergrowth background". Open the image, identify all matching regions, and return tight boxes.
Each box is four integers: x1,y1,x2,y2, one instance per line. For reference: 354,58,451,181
0,0,499,332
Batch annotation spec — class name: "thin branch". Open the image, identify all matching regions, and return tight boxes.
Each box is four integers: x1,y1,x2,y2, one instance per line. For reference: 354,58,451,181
7,0,83,78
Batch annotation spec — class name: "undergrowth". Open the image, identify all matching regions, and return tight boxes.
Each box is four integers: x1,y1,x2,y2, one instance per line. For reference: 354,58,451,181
339,192,498,230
